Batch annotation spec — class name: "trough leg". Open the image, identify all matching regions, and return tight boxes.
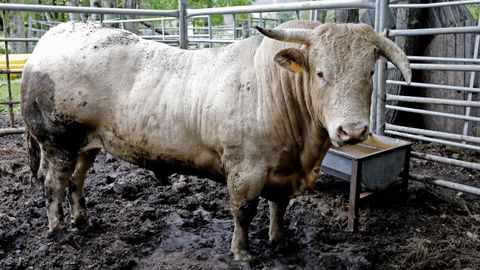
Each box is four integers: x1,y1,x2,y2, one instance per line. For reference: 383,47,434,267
68,149,99,230
400,145,411,201
268,199,289,244
227,164,266,261
347,160,362,232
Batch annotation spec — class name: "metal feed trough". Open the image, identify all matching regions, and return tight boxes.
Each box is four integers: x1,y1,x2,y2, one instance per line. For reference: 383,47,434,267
321,134,411,232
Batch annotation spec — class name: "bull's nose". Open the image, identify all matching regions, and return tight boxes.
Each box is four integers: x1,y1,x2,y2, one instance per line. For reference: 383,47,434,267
337,124,368,145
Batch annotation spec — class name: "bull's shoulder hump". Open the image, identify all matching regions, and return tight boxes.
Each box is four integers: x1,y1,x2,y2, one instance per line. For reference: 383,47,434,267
40,22,142,48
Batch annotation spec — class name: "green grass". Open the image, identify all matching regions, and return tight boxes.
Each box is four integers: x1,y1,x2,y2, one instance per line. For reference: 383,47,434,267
0,77,21,113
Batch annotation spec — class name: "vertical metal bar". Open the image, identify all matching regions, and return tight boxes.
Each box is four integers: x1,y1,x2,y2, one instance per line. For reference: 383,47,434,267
371,0,382,132
375,0,389,135
309,10,314,21
259,12,263,29
179,0,188,49
232,13,236,40
463,18,480,138
161,18,165,40
295,10,300,20
2,10,14,127
28,15,32,52
248,14,252,36
207,15,213,48
348,160,362,232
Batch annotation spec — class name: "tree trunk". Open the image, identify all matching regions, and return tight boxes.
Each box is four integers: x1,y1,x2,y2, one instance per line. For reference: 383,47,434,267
102,0,117,21
334,10,359,23
89,0,102,21
124,0,140,33
68,0,85,22
317,10,327,24
386,0,428,126
8,0,27,53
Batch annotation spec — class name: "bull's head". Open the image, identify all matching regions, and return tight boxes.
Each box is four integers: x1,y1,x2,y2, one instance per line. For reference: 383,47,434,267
257,24,411,147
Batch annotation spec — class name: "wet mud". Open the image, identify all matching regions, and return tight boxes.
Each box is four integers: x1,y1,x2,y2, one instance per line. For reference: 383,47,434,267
1,115,480,269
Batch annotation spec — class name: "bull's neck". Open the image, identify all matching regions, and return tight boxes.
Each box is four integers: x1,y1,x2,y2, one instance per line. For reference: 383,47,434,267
260,69,329,170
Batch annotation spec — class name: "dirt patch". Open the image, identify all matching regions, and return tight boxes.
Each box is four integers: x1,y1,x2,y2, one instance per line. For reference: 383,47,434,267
1,115,479,269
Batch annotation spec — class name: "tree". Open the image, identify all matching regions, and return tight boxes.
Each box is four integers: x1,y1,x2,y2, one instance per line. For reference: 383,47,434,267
334,10,359,23
124,0,140,33
7,0,27,53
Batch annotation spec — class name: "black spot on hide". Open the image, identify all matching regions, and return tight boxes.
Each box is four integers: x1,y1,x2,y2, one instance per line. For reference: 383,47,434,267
21,71,88,164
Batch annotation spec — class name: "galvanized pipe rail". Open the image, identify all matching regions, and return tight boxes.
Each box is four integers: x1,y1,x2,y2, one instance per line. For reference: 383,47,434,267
387,62,480,71
407,56,480,64
411,152,480,171
385,105,480,122
387,80,480,93
0,3,179,17
410,173,480,197
386,94,480,107
389,26,480,37
385,130,480,152
386,123,480,144
187,0,374,17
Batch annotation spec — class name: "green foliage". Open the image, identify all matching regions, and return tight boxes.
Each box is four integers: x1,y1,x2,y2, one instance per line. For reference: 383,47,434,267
142,0,251,10
0,77,20,113
142,0,252,26
467,4,480,19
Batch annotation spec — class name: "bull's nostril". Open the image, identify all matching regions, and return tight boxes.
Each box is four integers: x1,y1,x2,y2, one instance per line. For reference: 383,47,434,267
338,126,347,137
360,126,368,137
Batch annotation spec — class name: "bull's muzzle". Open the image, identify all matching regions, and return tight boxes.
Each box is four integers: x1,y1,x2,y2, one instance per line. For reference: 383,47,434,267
335,123,369,146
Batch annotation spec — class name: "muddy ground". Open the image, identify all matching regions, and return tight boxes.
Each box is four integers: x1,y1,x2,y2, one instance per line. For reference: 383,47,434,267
1,115,480,270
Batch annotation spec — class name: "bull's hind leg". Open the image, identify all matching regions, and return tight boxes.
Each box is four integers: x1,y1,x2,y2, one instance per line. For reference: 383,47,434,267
68,149,99,229
44,154,76,240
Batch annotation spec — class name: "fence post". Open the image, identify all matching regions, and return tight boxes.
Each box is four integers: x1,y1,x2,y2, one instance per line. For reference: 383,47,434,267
2,10,14,127
179,0,188,49
374,0,389,135
28,15,32,52
462,18,480,139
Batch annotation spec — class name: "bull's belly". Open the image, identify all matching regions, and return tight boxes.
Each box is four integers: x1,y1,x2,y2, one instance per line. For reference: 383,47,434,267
84,130,225,182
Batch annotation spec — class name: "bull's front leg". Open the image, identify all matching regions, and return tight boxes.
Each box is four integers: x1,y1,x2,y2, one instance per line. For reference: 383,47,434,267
268,199,289,244
227,163,267,261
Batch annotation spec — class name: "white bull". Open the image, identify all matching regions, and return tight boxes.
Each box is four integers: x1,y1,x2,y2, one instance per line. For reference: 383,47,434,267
21,20,411,261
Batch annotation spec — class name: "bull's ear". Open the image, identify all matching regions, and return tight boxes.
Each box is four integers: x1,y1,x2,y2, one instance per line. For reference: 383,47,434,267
274,48,308,73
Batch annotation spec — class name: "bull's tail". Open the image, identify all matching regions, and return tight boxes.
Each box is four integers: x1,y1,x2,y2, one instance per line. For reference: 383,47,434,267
27,131,42,182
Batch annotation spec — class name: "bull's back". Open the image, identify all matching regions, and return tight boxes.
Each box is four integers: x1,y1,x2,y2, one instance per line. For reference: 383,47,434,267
21,22,264,178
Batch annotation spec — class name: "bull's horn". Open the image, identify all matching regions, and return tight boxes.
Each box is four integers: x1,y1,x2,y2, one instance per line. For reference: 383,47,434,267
255,26,312,45
374,34,412,85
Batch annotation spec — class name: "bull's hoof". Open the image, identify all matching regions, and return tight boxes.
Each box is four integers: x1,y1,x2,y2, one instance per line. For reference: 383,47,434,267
232,249,253,262
269,232,284,246
47,227,66,242
72,218,90,234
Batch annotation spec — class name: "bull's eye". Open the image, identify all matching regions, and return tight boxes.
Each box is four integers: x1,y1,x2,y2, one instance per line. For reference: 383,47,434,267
317,72,324,78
